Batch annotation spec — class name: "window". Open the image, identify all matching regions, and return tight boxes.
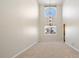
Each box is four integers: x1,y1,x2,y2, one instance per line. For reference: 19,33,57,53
44,7,57,17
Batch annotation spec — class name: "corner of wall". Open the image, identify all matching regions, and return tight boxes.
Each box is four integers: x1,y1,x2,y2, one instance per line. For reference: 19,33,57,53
65,42,79,53
12,41,38,58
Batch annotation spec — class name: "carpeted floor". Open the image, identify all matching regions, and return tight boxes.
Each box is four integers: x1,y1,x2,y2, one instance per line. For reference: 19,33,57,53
16,41,79,58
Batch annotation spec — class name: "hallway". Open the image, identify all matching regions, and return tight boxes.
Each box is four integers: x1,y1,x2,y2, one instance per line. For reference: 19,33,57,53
1,0,79,58
16,41,79,58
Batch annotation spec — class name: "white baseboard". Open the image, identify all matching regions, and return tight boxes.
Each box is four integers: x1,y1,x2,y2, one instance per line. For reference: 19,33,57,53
65,42,79,53
12,41,38,58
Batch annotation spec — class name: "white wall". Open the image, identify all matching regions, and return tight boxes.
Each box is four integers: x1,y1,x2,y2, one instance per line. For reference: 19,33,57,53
39,2,63,42
0,0,39,57
63,0,79,51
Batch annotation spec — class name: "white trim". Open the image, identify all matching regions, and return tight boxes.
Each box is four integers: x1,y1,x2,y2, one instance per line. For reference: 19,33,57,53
12,41,38,58
65,42,79,53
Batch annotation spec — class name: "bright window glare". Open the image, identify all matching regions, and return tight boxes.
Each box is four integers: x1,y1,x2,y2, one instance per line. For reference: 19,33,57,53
44,7,56,17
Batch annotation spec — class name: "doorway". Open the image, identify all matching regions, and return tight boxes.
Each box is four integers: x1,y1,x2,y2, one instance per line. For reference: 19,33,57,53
63,24,65,42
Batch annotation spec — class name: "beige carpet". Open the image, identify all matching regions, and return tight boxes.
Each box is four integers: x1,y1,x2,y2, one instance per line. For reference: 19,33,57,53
16,41,79,58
